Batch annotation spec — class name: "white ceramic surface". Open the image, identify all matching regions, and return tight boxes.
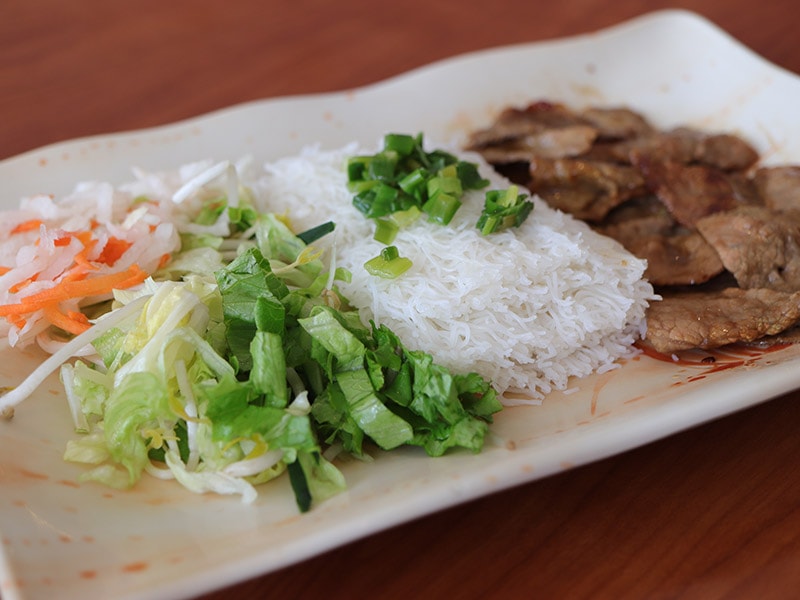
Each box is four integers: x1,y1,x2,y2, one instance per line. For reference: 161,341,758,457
3,9,800,600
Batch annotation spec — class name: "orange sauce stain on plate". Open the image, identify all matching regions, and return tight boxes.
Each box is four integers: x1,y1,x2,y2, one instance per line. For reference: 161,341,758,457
590,370,616,415
122,561,149,573
623,395,646,405
18,469,48,481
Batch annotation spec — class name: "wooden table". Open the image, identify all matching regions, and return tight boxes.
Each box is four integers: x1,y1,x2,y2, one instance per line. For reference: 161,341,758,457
3,1,800,598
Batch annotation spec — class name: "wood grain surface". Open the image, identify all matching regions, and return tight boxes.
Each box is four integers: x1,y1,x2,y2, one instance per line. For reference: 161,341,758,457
3,1,800,598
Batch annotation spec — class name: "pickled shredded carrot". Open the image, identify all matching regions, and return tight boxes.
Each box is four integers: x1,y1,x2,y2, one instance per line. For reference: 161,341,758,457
1,214,148,340
9,277,36,294
66,310,90,325
114,264,148,289
75,231,93,245
42,304,91,335
61,266,90,283
73,240,99,271
11,219,43,234
0,264,147,317
7,314,26,329
22,265,146,305
98,237,132,266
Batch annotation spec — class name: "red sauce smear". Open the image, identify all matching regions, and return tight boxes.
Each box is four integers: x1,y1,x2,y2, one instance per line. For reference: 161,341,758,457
637,341,791,368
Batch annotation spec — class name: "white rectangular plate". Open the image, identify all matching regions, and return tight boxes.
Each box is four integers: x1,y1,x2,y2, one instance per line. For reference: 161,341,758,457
3,9,800,600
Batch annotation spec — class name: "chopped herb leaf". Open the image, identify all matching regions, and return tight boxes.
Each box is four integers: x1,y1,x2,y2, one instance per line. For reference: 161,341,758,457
476,185,534,235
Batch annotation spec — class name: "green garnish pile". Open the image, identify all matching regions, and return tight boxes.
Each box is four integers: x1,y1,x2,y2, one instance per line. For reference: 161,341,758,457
347,133,535,278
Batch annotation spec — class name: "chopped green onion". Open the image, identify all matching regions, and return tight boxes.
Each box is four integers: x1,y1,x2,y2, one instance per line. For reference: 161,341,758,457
398,168,428,197
373,219,399,244
297,221,335,245
427,173,462,199
353,183,408,219
390,205,422,228
364,246,413,278
287,459,312,513
476,185,534,235
368,152,398,181
382,245,400,260
422,192,461,225
347,157,370,181
383,133,417,155
439,164,457,179
346,132,490,227
457,162,491,190
347,179,380,194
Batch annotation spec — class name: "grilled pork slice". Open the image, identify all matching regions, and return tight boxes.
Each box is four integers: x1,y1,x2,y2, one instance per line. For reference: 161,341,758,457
754,166,800,212
599,216,724,286
631,154,740,228
583,127,758,169
578,106,655,140
695,205,800,292
466,102,653,161
643,287,800,353
526,157,647,222
465,101,587,148
476,125,597,162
